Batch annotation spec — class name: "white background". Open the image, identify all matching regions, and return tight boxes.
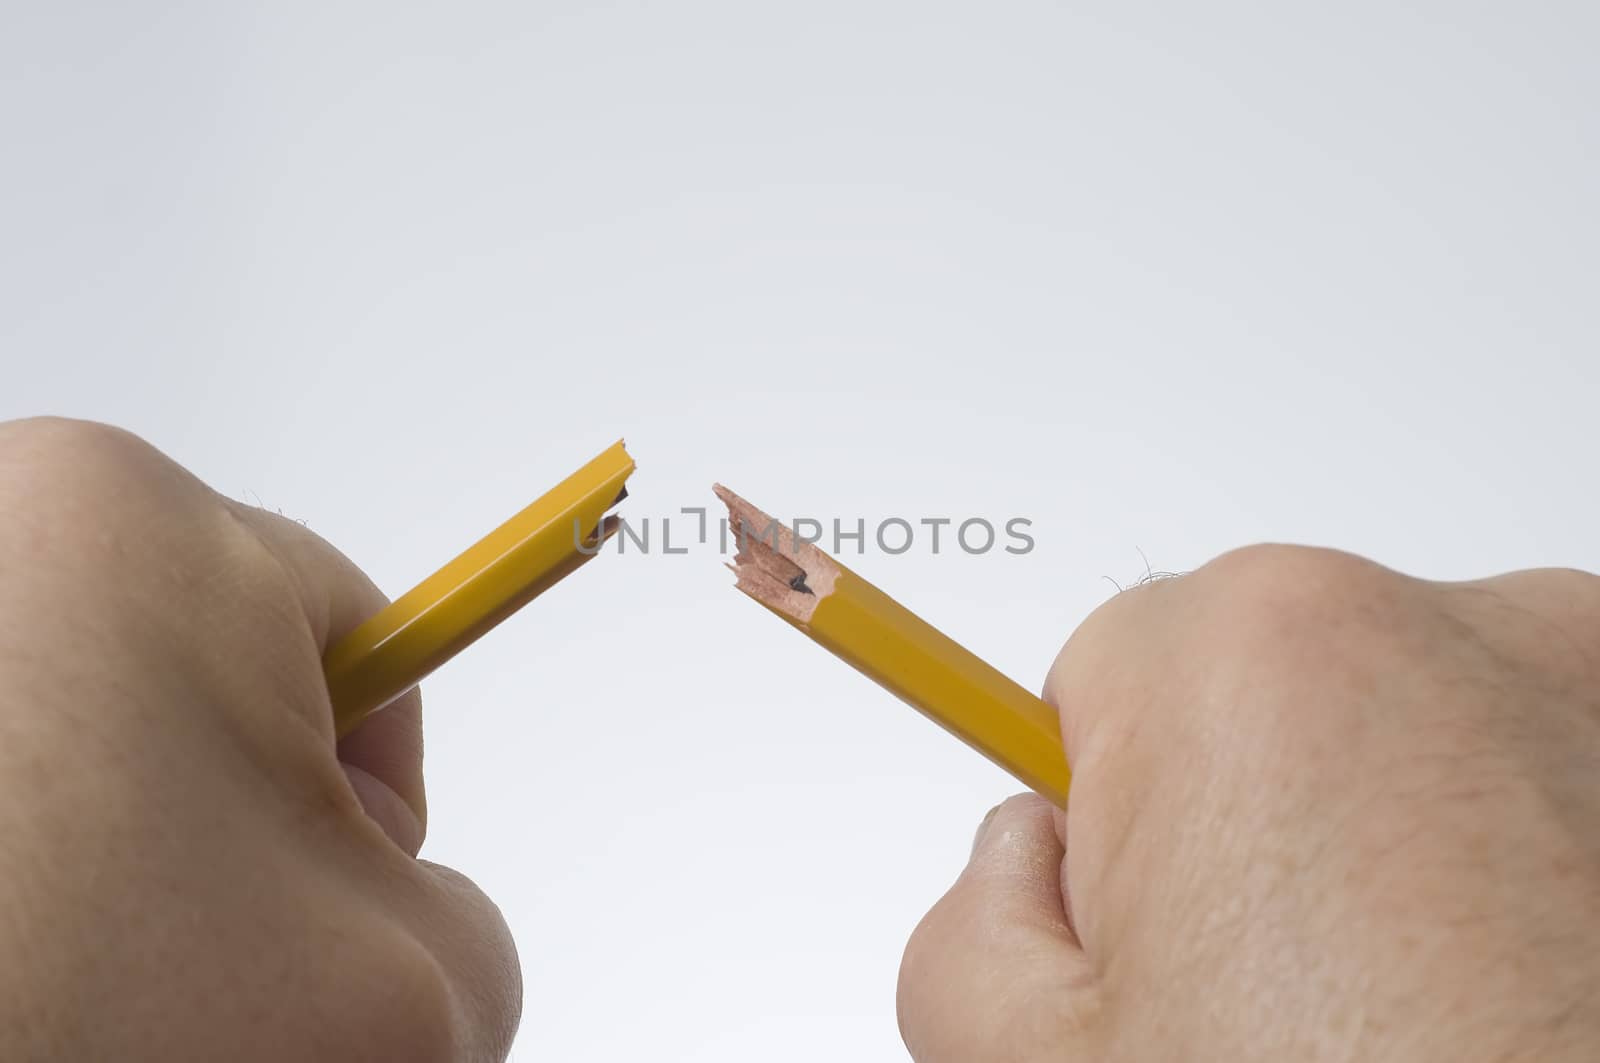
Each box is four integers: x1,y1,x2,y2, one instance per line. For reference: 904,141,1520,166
3,3,1597,1059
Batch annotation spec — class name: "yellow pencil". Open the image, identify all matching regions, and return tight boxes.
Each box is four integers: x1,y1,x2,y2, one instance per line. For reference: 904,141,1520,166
715,485,1070,807
324,441,635,737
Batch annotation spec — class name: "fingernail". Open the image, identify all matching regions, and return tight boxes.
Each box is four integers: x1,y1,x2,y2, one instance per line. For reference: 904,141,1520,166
971,803,1003,858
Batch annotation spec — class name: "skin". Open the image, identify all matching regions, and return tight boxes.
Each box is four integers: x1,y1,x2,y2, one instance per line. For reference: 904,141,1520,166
4,419,1599,1060
900,543,1600,1061
0,419,519,1061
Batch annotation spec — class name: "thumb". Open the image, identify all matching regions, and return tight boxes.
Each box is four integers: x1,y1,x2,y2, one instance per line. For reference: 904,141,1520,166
897,794,1102,1063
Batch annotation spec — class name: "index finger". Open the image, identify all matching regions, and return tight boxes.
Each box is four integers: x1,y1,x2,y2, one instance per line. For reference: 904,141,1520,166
224,502,427,853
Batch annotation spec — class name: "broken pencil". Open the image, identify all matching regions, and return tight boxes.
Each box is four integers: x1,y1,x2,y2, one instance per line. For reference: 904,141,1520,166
323,442,635,737
715,485,1071,807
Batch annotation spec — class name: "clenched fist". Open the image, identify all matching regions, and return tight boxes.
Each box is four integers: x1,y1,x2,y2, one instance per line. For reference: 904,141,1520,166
901,547,1600,1062
0,418,520,1062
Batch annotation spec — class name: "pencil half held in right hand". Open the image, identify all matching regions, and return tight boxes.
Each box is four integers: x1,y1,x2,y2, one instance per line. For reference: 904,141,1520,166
900,547,1600,1063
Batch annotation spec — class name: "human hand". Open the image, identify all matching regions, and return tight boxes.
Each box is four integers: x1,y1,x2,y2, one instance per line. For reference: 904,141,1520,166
0,419,520,1062
900,546,1600,1061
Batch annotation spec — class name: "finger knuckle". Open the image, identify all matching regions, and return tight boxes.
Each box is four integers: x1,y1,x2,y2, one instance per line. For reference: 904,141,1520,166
1198,544,1395,648
897,904,943,1013
897,894,968,1045
0,416,159,491
0,418,195,549
331,931,460,1062
1512,566,1600,615
901,905,1091,1061
1203,543,1375,598
1179,546,1421,744
1460,567,1600,688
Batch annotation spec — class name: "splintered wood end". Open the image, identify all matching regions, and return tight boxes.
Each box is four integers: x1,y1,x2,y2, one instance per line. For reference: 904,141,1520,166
714,483,839,624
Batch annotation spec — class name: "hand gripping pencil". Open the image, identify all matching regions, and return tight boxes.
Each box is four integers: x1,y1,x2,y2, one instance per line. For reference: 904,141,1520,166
715,485,1071,807
323,441,634,737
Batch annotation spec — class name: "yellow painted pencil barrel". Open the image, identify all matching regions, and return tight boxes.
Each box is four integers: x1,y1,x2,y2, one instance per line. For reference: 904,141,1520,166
325,441,634,736
806,566,1070,806
716,485,1070,807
